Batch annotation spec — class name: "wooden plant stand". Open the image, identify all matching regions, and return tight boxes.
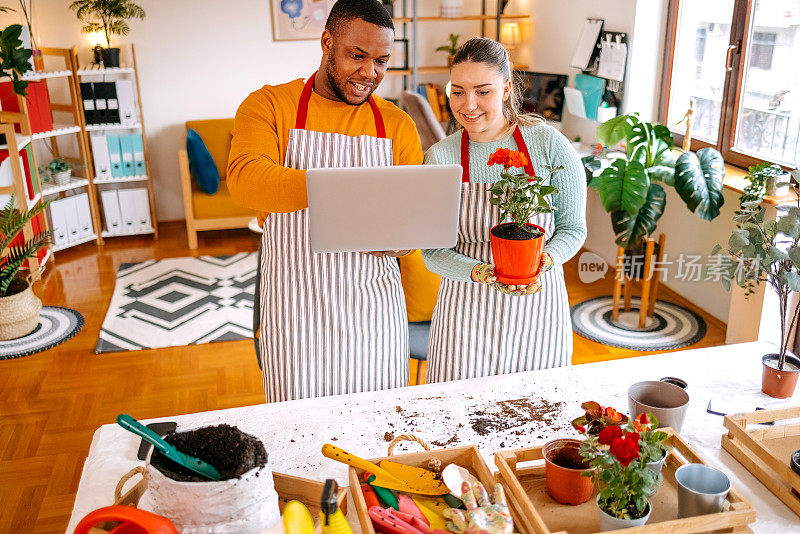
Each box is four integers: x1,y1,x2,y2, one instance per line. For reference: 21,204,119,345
612,234,666,329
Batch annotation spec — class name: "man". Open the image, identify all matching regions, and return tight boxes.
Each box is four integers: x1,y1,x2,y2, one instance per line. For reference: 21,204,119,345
228,0,423,403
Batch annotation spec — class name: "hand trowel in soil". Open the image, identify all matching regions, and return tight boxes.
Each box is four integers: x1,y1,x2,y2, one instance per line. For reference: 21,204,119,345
117,414,222,481
321,444,448,495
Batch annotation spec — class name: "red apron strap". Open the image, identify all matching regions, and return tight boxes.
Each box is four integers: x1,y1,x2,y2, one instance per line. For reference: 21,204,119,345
460,125,535,183
295,72,386,138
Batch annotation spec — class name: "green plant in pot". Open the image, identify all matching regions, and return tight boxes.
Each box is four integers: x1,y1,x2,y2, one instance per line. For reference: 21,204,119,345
0,23,33,97
39,157,82,186
712,181,800,399
436,33,460,67
69,0,146,68
0,194,51,340
587,113,726,278
488,148,559,286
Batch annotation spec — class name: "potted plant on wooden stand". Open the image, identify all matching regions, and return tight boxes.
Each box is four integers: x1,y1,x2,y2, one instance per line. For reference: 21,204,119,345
0,195,50,340
587,113,726,277
435,33,460,67
69,0,146,68
575,404,667,531
487,148,559,287
714,181,800,398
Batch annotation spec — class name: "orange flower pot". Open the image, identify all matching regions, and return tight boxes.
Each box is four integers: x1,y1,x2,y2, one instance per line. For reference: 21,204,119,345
490,223,545,286
543,438,595,505
762,353,800,399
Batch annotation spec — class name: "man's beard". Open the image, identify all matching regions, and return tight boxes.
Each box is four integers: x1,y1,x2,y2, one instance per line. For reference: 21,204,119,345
325,54,370,105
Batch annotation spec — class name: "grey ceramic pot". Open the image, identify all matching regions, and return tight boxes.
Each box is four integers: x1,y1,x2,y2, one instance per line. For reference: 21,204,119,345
628,380,690,433
596,496,651,531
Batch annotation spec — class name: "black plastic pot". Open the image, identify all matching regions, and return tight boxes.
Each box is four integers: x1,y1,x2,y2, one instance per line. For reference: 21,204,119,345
623,243,661,279
101,47,121,68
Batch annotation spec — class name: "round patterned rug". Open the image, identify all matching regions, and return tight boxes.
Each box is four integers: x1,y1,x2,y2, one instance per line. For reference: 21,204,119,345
570,297,706,351
0,307,84,360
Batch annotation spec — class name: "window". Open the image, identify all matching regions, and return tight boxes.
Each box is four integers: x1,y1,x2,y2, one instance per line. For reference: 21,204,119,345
660,0,800,169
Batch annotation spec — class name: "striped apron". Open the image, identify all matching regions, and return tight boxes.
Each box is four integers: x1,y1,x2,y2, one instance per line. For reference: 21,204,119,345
256,73,408,403
426,127,572,383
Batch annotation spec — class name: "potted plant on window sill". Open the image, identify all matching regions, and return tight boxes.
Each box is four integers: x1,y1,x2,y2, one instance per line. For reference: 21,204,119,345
714,181,800,398
487,148,560,286
0,195,51,341
586,113,726,278
69,0,146,68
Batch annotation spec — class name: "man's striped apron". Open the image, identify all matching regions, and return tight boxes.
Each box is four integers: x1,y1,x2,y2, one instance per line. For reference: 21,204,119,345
256,73,408,402
426,126,571,383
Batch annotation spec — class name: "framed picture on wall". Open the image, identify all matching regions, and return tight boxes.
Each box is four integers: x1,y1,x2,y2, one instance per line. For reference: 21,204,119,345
388,39,408,70
271,0,333,41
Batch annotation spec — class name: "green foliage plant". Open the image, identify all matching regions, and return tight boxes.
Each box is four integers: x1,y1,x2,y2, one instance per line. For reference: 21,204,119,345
435,33,460,56
0,23,32,96
713,181,800,372
0,194,51,297
587,113,726,251
70,0,145,48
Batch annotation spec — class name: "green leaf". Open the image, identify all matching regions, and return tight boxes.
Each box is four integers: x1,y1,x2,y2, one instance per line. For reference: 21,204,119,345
711,244,722,256
674,148,726,220
488,197,501,206
788,247,800,269
767,246,789,263
646,165,675,185
653,124,674,147
592,159,649,215
596,114,632,147
611,184,666,249
728,230,750,252
782,271,800,292
777,210,800,239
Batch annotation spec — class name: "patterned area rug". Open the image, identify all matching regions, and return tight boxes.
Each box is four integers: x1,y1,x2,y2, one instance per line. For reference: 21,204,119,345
570,296,707,351
0,307,84,359
96,253,255,353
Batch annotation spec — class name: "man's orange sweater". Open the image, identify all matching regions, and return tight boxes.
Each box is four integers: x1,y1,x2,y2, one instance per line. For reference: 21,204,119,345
227,78,423,220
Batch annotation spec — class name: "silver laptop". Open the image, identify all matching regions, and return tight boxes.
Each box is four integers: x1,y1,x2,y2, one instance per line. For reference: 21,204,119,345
307,164,462,253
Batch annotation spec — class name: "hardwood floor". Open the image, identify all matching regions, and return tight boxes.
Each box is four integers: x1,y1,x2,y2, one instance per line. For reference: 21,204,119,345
0,223,727,533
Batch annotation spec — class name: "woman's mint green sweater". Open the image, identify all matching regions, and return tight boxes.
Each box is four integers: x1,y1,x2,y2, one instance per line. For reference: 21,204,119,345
422,123,587,282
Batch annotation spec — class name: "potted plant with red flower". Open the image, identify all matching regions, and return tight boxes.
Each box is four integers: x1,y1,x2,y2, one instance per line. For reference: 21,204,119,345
574,406,668,531
488,148,560,286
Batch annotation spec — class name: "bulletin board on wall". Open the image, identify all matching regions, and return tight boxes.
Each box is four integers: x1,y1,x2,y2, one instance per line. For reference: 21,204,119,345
271,0,333,41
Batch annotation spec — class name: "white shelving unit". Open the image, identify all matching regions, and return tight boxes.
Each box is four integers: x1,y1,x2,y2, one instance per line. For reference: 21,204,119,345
93,175,148,184
85,122,141,131
21,69,71,81
41,178,91,196
52,233,97,251
101,228,154,238
31,125,82,140
76,65,134,75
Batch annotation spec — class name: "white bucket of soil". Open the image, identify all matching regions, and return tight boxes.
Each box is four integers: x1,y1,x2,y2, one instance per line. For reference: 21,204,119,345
139,424,280,534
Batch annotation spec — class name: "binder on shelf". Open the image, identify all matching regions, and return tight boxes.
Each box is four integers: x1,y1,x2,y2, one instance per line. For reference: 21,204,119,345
119,134,135,177
80,82,96,125
131,134,145,175
90,134,112,180
117,189,138,233
74,193,94,239
116,79,137,125
93,82,109,124
49,199,69,247
132,188,151,231
19,146,35,201
31,212,48,261
0,80,54,133
100,189,122,234
103,82,121,124
107,135,123,178
62,196,81,242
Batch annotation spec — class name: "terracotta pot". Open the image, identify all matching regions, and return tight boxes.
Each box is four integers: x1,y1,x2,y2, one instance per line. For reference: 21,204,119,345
0,278,42,341
490,222,545,286
597,496,651,531
762,353,800,399
543,438,594,505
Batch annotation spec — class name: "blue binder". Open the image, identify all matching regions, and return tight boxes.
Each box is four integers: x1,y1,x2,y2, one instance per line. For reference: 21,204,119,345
131,134,145,176
574,73,606,121
107,135,123,178
119,134,135,177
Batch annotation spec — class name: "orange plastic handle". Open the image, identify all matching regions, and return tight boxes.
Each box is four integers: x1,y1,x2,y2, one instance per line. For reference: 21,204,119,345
73,505,179,534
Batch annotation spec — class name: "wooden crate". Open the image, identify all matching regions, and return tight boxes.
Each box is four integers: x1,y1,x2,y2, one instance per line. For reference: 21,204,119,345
495,430,756,534
88,470,346,533
722,405,800,518
349,445,525,534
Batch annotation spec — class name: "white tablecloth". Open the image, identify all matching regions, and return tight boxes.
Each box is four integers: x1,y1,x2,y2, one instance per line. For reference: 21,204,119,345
67,342,799,533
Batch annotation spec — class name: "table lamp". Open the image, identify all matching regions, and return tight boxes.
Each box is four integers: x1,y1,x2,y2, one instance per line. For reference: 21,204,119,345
500,22,521,59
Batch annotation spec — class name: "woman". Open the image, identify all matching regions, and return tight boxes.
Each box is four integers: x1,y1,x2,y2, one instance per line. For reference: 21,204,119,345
422,37,586,382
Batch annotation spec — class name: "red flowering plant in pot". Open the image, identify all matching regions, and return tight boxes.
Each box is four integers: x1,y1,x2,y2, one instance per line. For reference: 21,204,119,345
487,148,561,286
574,404,669,530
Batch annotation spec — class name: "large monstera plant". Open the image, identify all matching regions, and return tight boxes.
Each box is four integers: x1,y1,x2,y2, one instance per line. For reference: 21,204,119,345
587,113,726,251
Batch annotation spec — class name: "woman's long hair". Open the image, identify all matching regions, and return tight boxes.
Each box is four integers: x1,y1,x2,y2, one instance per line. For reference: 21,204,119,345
451,37,543,127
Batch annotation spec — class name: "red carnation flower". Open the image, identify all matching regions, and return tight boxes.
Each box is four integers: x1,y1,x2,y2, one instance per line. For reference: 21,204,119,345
487,148,527,169
597,425,623,445
610,432,640,467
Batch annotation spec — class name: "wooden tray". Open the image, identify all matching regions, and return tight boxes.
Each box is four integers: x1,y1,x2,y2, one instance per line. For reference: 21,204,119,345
89,470,347,533
495,430,756,534
722,405,800,518
349,445,525,534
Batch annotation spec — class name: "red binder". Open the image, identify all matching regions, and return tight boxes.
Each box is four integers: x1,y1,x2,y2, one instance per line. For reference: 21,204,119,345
0,80,54,134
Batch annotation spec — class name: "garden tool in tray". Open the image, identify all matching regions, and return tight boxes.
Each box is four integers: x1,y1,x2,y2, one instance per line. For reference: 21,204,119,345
321,444,449,495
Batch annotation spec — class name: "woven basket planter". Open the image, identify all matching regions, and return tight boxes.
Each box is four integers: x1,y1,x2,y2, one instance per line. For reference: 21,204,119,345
0,279,42,341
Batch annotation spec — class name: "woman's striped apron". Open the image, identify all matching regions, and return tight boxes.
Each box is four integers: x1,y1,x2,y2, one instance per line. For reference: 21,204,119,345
426,126,571,383
256,73,408,403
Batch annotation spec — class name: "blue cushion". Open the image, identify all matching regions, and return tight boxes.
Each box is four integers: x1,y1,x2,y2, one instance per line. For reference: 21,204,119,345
186,128,219,195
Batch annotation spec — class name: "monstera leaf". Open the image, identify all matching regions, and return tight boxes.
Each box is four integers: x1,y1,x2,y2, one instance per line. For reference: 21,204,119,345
627,121,674,167
611,184,667,249
596,114,632,147
591,159,649,215
674,147,725,221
